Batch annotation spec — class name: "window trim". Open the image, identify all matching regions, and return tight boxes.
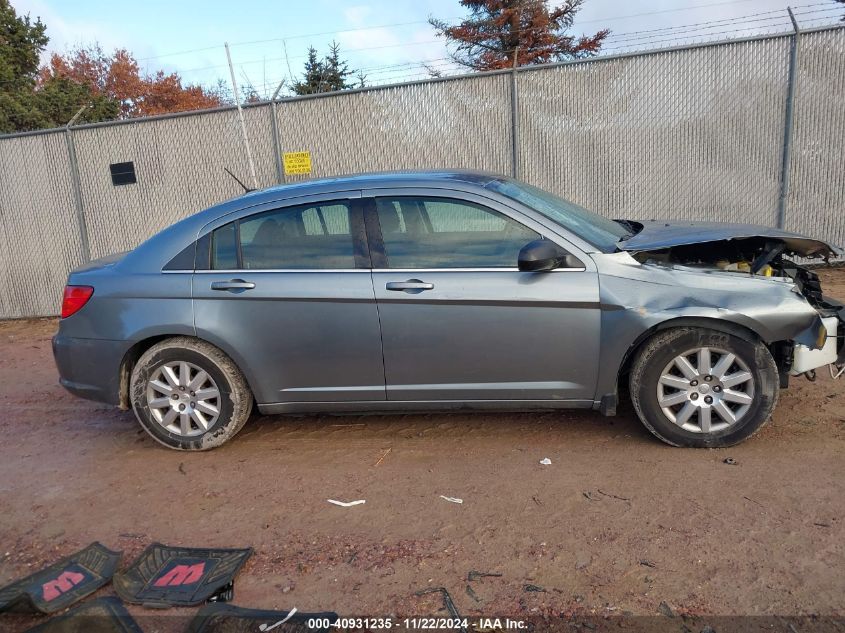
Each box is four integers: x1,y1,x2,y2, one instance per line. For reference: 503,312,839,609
191,268,367,274
164,188,594,274
362,197,387,268
371,267,586,273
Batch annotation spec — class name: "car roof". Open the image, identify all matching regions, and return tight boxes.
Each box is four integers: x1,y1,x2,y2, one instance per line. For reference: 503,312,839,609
121,170,510,271
239,169,503,200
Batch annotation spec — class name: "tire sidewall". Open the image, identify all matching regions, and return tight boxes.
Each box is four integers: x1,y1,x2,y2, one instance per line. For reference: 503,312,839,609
634,329,778,447
131,346,236,450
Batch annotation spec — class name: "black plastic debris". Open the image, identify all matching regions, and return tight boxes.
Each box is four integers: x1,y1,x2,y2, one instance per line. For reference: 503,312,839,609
26,597,143,633
414,588,467,633
465,585,481,603
113,543,253,607
0,542,121,614
466,570,502,582
187,604,339,633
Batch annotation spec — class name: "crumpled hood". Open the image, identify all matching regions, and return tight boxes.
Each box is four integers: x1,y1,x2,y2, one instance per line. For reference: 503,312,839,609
618,220,842,258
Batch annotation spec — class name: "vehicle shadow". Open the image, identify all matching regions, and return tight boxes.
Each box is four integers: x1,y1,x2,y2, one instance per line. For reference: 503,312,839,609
234,398,656,447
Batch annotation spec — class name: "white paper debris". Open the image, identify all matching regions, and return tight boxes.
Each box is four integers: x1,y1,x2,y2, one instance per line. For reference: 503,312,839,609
259,607,298,631
327,499,366,507
439,495,463,504
540,458,552,465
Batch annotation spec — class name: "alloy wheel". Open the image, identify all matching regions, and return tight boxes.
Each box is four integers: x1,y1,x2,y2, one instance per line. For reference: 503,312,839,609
146,361,221,436
657,346,755,433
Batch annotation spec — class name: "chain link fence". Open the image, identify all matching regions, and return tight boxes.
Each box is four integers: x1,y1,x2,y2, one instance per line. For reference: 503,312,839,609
515,36,791,227
0,26,843,319
785,27,845,248
277,72,514,180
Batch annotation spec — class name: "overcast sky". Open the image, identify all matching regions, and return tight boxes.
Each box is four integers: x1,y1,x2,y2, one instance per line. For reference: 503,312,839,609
12,0,843,95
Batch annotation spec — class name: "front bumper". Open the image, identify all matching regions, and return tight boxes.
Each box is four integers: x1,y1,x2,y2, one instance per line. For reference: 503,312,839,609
791,316,840,375
52,334,127,406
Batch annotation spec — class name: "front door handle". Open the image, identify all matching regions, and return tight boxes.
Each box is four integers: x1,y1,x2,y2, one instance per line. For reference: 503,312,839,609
211,279,256,291
385,279,434,293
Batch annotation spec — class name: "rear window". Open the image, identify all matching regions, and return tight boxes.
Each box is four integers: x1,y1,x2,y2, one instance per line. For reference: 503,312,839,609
210,201,355,270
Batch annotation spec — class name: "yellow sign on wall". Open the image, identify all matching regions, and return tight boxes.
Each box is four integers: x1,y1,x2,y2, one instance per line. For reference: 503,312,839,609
283,151,312,175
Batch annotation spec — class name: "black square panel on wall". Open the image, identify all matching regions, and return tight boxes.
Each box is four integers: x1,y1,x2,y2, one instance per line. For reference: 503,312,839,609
110,161,137,186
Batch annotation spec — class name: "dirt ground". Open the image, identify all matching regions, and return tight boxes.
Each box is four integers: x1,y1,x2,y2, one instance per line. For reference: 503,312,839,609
1,270,844,631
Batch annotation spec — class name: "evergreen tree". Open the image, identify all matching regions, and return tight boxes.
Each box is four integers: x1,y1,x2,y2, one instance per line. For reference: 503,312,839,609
0,0,49,132
293,47,327,95
355,70,367,89
293,43,358,95
323,41,355,91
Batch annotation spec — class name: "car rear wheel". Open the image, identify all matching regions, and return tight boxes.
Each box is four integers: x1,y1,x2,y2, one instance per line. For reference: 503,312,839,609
130,337,253,450
629,327,778,447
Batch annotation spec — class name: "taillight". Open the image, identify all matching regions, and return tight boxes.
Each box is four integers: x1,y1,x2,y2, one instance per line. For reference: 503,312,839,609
61,285,94,318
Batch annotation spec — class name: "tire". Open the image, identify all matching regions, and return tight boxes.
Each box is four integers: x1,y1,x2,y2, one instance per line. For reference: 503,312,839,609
629,327,778,448
130,337,253,450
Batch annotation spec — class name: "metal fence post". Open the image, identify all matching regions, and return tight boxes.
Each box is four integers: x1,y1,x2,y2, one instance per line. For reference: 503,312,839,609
269,80,287,185
510,52,521,180
777,7,801,229
225,42,259,190
65,106,91,263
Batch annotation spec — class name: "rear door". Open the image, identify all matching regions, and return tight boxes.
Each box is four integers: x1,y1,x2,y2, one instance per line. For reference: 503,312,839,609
364,188,601,403
192,193,386,406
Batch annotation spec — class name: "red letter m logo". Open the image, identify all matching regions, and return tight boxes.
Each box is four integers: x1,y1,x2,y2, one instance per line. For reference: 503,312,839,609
153,562,205,587
42,571,85,601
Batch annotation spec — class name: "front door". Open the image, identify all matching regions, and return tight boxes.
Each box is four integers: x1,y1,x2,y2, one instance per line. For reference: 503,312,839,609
366,191,602,403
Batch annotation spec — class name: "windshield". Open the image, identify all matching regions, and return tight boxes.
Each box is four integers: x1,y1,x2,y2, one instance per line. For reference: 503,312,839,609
487,179,628,253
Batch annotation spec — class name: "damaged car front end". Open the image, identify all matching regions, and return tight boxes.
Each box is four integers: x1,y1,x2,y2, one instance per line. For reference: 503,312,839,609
596,220,844,419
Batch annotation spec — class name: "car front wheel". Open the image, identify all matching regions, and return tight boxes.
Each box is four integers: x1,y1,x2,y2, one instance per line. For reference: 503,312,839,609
629,327,779,447
130,337,253,450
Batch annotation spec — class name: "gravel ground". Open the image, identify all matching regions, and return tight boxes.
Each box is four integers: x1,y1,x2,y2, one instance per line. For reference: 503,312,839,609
0,269,843,631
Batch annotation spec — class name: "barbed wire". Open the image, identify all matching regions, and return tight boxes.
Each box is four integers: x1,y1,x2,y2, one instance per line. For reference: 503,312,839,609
126,0,843,77
20,3,845,96
208,4,844,91
134,0,830,64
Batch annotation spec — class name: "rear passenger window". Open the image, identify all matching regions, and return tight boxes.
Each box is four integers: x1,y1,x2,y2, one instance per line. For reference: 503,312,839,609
211,201,355,270
376,197,539,268
211,222,238,269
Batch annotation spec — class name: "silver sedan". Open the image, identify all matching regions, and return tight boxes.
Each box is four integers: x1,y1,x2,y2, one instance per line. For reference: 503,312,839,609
53,171,843,450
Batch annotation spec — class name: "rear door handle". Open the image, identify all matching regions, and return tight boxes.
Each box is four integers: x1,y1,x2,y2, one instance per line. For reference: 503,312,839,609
211,279,256,291
385,279,434,293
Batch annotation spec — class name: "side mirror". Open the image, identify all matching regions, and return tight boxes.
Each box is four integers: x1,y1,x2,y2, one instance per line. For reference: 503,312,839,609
518,239,583,272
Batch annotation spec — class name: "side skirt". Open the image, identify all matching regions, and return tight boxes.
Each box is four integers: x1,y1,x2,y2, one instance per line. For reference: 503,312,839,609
257,399,597,416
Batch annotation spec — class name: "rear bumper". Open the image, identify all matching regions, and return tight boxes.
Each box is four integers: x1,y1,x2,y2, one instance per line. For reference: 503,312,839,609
52,334,127,406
